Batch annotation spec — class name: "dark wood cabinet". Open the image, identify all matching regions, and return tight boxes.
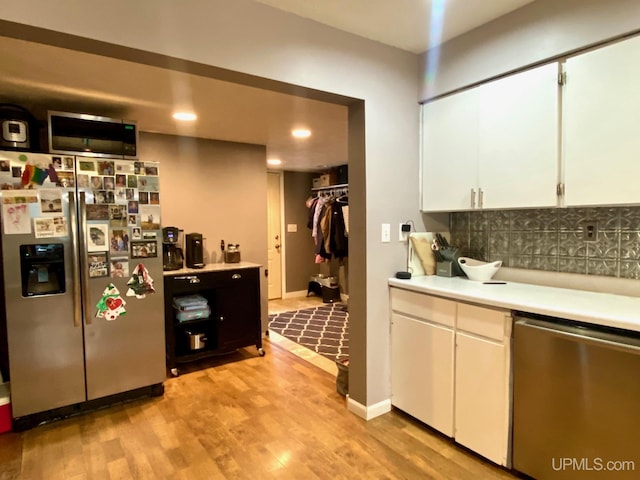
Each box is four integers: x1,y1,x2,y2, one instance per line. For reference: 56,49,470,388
163,265,263,376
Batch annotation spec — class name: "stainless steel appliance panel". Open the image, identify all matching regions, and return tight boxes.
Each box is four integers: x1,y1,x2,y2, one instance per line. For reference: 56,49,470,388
77,158,166,400
513,316,640,480
83,256,166,400
1,151,165,420
0,185,86,417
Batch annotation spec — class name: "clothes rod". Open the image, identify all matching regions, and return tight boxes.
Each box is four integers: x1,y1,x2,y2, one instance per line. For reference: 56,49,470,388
312,183,348,191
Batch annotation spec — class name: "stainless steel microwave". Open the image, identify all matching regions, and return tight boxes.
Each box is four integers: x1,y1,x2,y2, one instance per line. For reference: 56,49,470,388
48,111,138,158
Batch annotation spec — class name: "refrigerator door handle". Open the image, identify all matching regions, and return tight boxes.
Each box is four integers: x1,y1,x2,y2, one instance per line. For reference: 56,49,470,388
77,191,93,325
69,193,82,328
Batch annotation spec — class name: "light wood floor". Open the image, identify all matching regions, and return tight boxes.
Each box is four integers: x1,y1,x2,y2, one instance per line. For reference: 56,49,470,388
0,332,519,480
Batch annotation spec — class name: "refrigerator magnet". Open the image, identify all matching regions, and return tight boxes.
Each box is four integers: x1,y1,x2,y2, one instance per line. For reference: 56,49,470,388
87,224,109,252
126,263,155,299
96,283,127,321
34,218,56,238
2,203,31,235
39,190,63,214
110,257,129,278
88,253,109,278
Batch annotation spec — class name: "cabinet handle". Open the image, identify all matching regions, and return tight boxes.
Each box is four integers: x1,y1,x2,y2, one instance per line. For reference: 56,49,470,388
470,188,476,209
232,273,241,280
175,275,200,284
478,188,484,209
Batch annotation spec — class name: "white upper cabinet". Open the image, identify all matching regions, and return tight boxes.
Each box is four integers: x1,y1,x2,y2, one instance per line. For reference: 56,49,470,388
421,63,560,212
477,63,560,210
563,35,640,207
421,86,479,211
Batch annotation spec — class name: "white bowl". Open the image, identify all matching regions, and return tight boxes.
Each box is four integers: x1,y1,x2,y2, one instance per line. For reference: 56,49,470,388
457,257,502,282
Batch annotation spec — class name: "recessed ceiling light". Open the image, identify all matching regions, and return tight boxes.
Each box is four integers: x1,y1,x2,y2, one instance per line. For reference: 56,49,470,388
172,112,197,121
267,158,282,166
292,128,311,138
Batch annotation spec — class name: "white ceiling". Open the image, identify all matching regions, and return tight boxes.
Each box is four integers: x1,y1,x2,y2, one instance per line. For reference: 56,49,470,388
255,0,536,54
0,0,536,172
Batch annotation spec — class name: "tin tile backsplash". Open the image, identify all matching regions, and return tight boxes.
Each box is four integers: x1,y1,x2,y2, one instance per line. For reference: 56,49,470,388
450,207,640,279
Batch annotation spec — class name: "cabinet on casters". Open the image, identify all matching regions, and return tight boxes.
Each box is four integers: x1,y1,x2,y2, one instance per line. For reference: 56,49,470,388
164,263,264,376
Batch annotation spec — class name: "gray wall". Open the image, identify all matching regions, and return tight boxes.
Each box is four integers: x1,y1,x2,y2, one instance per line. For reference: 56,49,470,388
419,0,640,100
139,132,269,331
283,171,317,293
0,0,422,409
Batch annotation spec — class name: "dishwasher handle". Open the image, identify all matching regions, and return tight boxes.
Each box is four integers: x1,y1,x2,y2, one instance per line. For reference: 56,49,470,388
515,317,640,355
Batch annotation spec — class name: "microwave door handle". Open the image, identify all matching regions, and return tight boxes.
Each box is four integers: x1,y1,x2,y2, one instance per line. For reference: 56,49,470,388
78,191,93,325
68,193,82,328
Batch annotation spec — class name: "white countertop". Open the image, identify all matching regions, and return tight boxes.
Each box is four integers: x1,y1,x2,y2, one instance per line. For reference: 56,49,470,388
163,261,261,277
389,275,640,333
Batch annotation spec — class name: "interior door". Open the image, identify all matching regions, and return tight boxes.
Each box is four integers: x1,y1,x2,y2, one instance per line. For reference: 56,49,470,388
267,172,282,299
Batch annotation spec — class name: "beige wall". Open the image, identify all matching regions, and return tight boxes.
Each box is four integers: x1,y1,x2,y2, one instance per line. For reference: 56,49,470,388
139,132,269,331
282,171,318,294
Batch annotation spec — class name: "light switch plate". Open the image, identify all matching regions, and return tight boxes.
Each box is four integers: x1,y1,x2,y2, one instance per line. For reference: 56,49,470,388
381,223,391,243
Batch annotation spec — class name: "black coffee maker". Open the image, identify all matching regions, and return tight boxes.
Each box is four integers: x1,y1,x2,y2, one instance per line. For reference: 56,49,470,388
162,227,184,271
185,233,205,269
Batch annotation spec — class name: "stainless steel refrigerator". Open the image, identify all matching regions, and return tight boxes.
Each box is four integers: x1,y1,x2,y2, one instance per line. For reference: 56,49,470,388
0,150,165,427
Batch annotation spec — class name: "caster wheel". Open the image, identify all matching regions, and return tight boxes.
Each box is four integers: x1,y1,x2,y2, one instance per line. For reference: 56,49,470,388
170,368,179,377
258,348,266,357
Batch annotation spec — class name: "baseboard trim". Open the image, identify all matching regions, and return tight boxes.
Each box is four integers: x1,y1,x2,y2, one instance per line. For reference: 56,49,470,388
282,290,308,299
347,397,391,420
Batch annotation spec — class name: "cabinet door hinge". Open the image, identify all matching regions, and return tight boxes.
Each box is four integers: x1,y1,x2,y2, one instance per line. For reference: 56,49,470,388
558,72,567,86
556,183,565,196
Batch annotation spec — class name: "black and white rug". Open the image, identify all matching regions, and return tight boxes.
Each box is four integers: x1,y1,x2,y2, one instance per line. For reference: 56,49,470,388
268,303,349,363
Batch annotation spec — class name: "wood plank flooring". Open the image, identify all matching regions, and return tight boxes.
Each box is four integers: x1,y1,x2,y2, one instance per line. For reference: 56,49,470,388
0,337,519,479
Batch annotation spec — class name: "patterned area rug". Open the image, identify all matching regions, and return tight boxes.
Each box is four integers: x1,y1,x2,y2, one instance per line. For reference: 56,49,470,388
268,303,349,363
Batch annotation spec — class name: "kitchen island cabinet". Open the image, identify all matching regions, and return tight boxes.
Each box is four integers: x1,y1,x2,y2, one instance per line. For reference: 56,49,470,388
164,263,263,376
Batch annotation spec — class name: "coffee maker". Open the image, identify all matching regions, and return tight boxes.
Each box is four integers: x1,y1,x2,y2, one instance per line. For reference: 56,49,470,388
185,233,205,269
162,227,184,271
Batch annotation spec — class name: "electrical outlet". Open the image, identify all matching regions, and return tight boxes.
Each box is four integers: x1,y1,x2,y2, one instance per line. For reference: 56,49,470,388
398,223,409,242
584,221,598,241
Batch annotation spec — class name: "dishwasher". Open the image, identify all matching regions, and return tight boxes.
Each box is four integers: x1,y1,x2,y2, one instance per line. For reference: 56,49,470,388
513,313,640,480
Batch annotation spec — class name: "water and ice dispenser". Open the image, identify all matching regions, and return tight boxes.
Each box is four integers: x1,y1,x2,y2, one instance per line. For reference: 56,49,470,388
20,244,65,297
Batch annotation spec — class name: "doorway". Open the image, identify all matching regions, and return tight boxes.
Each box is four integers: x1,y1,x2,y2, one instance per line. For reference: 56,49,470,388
267,172,283,300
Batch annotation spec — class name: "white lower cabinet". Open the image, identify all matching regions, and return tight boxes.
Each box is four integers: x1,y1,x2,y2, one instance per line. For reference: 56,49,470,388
390,287,512,466
390,287,456,437
391,312,454,436
455,332,509,465
455,302,512,466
